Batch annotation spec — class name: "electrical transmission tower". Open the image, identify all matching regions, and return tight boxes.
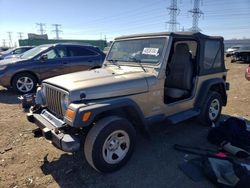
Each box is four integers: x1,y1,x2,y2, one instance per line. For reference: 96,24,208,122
36,23,46,35
7,32,12,47
166,0,180,32
188,0,204,32
52,24,63,40
17,32,24,40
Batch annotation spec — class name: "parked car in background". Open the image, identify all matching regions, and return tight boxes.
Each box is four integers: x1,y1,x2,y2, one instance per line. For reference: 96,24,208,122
225,45,242,57
0,46,33,60
0,43,105,93
0,47,10,52
231,45,250,63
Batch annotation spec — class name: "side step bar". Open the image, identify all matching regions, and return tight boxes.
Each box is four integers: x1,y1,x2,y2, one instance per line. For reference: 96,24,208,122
166,109,200,124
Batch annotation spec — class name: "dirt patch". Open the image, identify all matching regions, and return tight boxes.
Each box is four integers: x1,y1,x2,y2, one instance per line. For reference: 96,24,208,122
0,58,249,188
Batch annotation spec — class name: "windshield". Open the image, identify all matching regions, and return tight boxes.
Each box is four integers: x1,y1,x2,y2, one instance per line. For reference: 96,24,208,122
107,37,166,65
21,46,49,59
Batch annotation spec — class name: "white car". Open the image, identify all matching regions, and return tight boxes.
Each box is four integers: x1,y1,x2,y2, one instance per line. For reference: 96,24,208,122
0,46,33,60
226,45,241,57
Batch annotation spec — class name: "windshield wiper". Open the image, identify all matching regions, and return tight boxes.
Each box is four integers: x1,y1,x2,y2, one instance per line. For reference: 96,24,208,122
129,57,146,72
107,59,121,68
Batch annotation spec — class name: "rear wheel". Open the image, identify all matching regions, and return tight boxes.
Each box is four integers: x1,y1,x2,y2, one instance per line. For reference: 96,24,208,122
12,73,37,94
198,91,222,126
84,116,136,173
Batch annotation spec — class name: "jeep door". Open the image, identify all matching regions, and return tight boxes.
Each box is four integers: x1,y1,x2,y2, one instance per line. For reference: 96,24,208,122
162,38,199,116
59,46,102,75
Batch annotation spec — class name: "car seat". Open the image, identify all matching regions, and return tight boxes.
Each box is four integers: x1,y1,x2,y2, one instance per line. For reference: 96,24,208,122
165,43,193,98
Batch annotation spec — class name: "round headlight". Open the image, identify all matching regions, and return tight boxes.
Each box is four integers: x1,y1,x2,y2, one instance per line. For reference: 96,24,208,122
61,94,69,110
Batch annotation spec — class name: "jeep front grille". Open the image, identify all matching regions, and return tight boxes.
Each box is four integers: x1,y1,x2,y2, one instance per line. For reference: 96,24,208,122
44,85,63,118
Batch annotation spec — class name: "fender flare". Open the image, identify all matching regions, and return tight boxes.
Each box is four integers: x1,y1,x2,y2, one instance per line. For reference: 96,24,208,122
195,78,227,108
67,98,147,130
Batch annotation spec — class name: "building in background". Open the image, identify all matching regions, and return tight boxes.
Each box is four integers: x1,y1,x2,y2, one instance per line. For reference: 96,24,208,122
28,33,48,40
19,33,107,50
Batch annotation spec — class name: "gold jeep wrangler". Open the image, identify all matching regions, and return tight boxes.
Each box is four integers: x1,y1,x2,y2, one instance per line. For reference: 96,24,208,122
27,32,229,172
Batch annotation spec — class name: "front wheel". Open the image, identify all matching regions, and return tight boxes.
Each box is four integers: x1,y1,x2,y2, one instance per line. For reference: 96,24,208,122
84,116,136,173
12,73,37,94
198,91,222,126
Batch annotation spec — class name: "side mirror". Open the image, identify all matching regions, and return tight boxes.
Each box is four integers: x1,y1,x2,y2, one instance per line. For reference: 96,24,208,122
39,54,48,61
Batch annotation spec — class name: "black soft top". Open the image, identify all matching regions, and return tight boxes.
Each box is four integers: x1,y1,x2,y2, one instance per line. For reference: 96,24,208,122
115,32,225,75
115,32,223,42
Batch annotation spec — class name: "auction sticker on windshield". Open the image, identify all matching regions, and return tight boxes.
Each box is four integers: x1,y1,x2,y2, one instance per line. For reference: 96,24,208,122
142,48,159,56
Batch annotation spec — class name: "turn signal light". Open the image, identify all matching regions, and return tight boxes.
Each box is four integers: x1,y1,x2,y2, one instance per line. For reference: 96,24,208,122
66,109,75,120
82,112,91,122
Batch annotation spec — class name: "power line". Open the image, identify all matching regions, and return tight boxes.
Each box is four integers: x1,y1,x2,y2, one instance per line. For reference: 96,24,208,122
36,23,46,35
166,0,180,32
52,24,63,40
66,0,164,28
61,2,249,36
64,13,166,35
188,0,204,32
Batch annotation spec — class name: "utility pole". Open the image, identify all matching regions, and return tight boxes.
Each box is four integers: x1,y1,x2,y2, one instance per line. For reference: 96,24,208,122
2,39,6,47
52,24,62,40
7,32,12,47
17,32,24,40
166,0,180,32
188,0,204,32
36,23,46,35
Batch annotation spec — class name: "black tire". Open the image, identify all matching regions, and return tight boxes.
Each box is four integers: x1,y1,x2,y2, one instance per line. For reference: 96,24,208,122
198,91,222,126
12,73,37,94
84,116,136,173
231,59,235,63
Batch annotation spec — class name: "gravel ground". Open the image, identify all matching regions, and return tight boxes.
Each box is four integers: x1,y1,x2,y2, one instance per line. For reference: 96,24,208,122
0,58,249,188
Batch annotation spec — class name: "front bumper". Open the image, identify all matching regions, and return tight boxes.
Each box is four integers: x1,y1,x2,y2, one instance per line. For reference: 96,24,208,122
27,109,80,152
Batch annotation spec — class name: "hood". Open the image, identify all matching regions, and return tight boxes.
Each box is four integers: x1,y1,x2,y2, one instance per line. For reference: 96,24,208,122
0,57,26,65
226,49,236,53
43,66,153,101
